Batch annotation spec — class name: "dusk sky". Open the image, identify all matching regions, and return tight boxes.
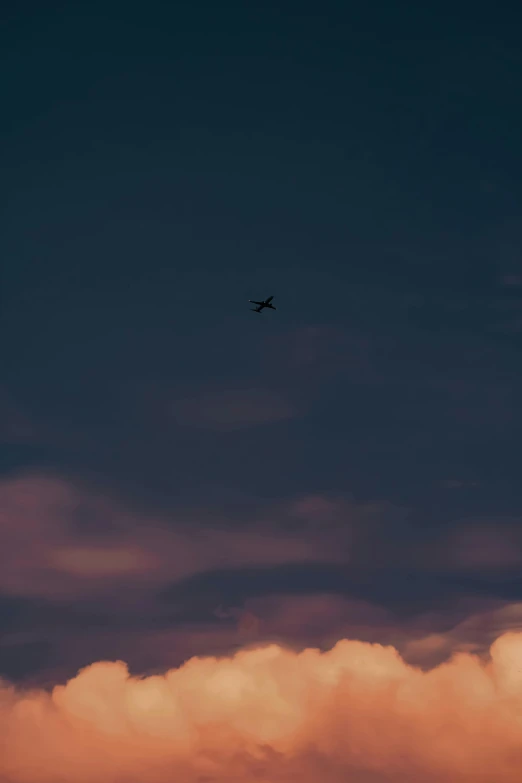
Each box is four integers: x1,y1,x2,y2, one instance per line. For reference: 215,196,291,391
3,2,522,780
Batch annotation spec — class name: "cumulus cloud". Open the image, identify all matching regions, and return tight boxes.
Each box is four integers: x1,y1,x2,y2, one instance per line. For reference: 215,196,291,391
2,633,522,782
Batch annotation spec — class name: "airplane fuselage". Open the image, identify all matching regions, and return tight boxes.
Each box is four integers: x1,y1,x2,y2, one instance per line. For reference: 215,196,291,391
249,296,276,313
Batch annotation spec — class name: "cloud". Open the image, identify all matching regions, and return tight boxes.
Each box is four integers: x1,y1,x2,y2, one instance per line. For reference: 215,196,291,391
170,387,296,430
0,474,161,599
290,494,341,526
6,472,522,687
48,545,157,577
501,274,522,287
440,479,479,489
2,633,522,781
447,520,522,570
402,600,522,668
0,474,351,602
262,325,374,394
0,387,35,444
215,594,522,673
274,326,362,370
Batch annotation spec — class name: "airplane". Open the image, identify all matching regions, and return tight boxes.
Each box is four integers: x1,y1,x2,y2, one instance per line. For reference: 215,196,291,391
249,295,276,313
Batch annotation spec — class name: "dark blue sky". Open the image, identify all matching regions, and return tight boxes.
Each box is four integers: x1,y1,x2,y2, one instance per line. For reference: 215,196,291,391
3,0,522,684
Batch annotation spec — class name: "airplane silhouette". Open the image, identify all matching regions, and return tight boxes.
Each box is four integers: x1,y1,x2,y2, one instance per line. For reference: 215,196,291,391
249,295,276,313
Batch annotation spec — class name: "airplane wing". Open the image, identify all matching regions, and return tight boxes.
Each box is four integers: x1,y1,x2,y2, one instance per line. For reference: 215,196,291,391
265,296,273,303
249,300,264,305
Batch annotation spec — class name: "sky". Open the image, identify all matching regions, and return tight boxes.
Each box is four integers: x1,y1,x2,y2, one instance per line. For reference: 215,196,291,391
3,1,522,780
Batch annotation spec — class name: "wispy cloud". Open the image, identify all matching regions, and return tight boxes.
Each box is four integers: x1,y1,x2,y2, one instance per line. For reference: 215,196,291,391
0,387,35,444
0,475,351,602
170,387,296,430
501,274,522,287
447,520,522,570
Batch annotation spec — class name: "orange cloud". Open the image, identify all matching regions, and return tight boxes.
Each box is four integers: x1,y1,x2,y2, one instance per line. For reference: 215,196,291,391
2,633,522,781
